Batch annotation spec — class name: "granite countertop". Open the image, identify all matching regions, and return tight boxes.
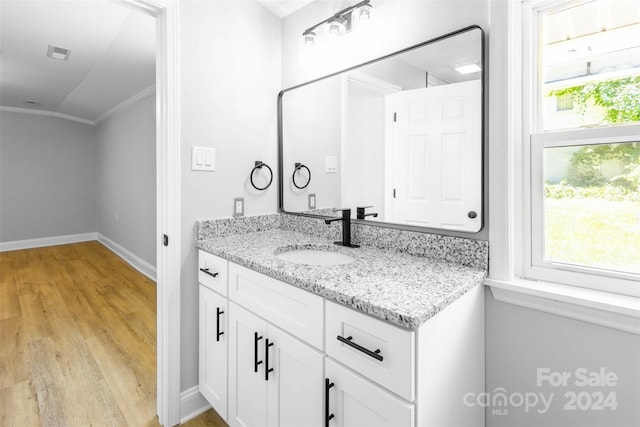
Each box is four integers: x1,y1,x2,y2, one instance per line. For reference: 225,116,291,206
196,228,486,329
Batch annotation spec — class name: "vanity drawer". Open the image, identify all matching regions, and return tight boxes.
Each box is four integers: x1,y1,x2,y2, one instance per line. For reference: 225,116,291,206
325,301,415,402
228,263,324,350
198,250,228,296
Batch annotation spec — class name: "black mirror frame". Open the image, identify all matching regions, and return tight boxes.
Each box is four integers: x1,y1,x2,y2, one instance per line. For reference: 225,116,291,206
277,25,485,234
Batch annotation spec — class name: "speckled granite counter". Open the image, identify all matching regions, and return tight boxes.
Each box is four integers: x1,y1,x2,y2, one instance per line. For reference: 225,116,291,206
196,225,487,329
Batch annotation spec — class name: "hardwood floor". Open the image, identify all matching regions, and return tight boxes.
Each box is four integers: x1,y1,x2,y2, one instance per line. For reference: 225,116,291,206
0,241,225,427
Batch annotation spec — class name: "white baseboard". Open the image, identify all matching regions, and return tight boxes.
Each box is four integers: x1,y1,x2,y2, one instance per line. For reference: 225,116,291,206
97,233,157,282
179,386,211,424
0,232,98,252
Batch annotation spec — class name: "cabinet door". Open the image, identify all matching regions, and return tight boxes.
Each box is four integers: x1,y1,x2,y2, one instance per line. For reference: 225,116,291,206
267,325,324,427
228,302,269,427
199,286,228,420
325,359,414,427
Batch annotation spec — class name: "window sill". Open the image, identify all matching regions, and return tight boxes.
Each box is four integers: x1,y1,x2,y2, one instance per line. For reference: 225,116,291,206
484,278,640,335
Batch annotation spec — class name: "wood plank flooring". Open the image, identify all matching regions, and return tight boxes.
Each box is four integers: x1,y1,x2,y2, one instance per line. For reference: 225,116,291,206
0,242,225,427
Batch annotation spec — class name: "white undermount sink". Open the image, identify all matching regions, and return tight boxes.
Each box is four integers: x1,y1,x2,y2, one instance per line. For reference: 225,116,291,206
275,248,355,266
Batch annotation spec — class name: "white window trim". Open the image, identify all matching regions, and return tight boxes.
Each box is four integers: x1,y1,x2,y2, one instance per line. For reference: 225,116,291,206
528,126,640,296
485,278,640,335
487,0,640,334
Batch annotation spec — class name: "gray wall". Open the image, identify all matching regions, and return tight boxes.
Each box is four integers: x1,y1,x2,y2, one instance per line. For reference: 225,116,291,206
0,111,97,241
96,94,157,267
179,0,281,390
485,292,640,427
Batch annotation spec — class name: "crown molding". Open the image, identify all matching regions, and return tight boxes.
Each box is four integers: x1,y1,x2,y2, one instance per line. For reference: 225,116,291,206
95,85,156,124
0,106,96,126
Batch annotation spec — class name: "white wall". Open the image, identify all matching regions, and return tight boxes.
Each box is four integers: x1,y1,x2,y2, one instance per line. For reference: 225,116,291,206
282,75,342,211
0,111,97,242
96,94,156,267
343,82,386,218
178,0,281,390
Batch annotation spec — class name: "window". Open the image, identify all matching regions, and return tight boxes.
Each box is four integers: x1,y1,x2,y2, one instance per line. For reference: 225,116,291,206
555,93,573,111
525,0,640,295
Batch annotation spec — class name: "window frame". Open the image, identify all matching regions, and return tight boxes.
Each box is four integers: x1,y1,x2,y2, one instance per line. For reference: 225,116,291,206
522,0,640,297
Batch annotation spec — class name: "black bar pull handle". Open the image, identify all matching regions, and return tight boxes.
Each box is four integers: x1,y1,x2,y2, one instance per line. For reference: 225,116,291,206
254,332,263,373
216,307,224,342
325,378,335,427
199,267,219,278
265,339,274,381
336,335,383,361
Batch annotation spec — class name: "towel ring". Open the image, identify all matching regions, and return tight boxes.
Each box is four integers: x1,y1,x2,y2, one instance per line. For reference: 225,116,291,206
250,161,273,191
292,163,311,189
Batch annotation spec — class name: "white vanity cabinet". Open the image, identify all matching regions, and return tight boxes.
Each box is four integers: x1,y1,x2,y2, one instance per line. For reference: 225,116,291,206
227,301,324,427
198,249,484,427
324,286,484,427
325,358,415,427
198,253,229,420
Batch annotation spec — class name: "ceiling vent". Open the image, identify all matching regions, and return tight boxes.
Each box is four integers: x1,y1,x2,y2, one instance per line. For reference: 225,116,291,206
23,99,39,105
46,44,71,61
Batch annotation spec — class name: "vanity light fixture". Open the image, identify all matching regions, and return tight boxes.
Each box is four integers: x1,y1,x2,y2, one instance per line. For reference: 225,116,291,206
301,0,373,45
454,63,482,75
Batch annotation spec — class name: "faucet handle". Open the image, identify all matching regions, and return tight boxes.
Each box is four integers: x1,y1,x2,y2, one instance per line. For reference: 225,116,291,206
356,206,378,220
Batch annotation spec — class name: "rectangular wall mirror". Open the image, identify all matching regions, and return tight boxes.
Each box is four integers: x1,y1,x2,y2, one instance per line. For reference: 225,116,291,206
278,26,484,233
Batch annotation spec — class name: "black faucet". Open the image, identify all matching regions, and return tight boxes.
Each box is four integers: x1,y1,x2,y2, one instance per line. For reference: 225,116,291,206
356,206,378,220
324,208,360,248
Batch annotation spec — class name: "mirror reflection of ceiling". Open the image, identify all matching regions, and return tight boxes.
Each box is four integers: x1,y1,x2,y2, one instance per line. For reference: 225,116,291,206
397,35,480,85
0,1,155,123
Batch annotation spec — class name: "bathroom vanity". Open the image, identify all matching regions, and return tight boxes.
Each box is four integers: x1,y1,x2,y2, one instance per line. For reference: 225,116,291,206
196,216,487,427
195,22,488,427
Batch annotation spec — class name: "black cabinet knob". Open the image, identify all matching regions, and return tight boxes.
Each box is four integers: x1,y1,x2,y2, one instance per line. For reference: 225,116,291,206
468,211,478,219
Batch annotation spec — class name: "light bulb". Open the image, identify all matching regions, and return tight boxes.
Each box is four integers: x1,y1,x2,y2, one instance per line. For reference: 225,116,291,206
303,31,316,45
328,18,345,36
357,3,372,20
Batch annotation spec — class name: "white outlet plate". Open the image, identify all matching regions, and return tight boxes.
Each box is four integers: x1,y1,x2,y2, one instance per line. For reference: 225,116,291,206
308,194,316,210
233,197,244,217
192,146,215,171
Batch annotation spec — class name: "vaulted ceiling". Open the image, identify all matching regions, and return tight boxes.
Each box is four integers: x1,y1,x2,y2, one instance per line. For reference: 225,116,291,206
0,0,313,124
0,0,156,124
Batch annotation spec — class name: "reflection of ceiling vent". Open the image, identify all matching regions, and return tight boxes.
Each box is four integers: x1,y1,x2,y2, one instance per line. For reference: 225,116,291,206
46,44,71,61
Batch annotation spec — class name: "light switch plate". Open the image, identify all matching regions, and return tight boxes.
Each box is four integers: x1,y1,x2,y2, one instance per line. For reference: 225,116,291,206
325,155,337,173
192,146,215,171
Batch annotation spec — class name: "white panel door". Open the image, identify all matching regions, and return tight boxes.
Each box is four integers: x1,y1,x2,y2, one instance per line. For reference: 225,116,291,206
266,325,324,427
390,80,481,231
228,302,269,427
199,285,228,421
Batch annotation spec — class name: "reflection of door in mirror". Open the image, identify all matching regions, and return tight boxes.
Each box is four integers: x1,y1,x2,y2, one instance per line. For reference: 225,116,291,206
342,73,400,221
389,80,481,232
